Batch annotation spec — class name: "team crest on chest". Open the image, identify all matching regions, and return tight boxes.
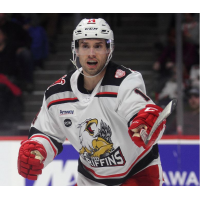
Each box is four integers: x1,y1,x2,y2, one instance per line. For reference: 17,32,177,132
115,69,126,78
77,118,126,167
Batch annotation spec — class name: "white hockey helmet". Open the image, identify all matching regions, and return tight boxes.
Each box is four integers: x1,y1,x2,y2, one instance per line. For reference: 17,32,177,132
73,18,114,41
71,18,114,77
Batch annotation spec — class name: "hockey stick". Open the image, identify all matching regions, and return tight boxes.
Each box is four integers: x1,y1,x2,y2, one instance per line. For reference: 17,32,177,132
141,99,177,145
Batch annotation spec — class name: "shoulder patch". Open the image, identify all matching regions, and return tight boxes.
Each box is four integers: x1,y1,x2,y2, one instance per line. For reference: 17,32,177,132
115,69,126,78
101,61,132,86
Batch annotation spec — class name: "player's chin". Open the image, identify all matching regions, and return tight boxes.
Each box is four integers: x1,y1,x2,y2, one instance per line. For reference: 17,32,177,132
87,70,100,76
85,67,101,76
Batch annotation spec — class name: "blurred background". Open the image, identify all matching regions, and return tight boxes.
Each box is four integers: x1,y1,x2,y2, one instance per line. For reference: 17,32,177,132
0,13,199,186
0,13,199,136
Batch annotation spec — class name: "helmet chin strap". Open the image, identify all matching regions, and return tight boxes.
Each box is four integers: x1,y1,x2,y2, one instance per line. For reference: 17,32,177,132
70,50,113,78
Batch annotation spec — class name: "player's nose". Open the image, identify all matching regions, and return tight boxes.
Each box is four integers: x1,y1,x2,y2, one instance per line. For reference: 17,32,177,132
88,48,96,56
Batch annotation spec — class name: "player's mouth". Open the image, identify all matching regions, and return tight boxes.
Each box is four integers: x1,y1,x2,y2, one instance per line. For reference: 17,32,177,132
86,60,98,68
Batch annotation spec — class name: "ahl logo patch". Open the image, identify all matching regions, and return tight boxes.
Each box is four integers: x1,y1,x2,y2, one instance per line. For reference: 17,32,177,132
115,69,126,78
64,119,72,127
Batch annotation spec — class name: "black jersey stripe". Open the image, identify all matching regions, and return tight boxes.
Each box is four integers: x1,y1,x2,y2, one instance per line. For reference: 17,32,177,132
95,92,118,98
47,97,79,109
29,127,63,155
127,113,138,127
78,144,159,186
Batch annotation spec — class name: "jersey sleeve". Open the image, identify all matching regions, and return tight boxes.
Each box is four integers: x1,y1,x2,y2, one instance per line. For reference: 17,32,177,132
115,71,155,126
29,95,66,167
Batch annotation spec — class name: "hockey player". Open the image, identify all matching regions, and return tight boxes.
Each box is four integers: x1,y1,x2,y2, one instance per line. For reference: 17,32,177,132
17,18,166,186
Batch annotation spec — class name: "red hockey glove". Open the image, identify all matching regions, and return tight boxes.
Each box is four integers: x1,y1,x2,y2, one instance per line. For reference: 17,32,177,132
128,104,166,149
18,139,47,180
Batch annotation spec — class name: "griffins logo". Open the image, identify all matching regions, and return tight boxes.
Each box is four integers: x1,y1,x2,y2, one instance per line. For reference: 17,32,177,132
77,119,126,167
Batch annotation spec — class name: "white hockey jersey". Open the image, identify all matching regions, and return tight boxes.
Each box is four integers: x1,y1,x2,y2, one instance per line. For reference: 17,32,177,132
29,61,164,186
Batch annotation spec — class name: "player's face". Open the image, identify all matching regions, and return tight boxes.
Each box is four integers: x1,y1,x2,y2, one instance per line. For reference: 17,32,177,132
188,95,199,110
77,39,109,76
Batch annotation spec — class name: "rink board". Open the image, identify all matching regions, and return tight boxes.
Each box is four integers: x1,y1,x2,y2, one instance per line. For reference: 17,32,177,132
0,136,199,186
159,137,199,186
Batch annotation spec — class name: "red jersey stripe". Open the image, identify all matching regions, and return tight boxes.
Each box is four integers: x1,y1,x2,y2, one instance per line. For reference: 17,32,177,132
47,97,78,108
96,92,118,95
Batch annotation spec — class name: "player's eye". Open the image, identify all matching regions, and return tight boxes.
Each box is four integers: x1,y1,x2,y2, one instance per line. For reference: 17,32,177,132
94,44,102,49
82,45,89,49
